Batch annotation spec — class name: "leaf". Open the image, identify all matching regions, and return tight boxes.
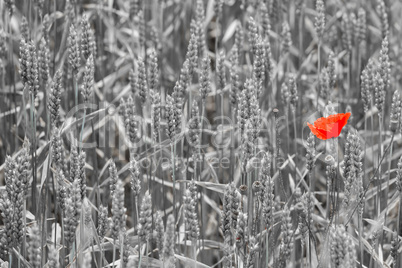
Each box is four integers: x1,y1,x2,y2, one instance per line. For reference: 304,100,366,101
104,255,162,267
191,181,226,194
222,20,239,43
363,218,394,235
351,234,384,268
26,210,35,220
12,248,32,268
40,155,50,192
175,254,211,268
60,107,107,136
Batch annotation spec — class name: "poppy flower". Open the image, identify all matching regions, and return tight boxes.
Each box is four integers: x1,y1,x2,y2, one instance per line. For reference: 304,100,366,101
307,113,351,140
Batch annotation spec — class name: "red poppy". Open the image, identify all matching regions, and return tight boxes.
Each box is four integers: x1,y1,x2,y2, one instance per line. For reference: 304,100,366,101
307,113,351,140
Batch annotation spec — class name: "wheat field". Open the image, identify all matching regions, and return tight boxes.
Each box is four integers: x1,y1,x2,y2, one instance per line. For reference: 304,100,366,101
0,0,401,267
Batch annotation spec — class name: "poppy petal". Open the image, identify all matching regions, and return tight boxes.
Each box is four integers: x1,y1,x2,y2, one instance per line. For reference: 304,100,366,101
327,113,350,139
307,123,328,140
308,113,351,140
313,113,349,131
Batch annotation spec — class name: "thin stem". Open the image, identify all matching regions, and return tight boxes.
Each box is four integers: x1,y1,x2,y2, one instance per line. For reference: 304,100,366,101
364,116,368,186
326,172,331,220
199,102,206,171
357,45,362,97
9,17,17,151
174,141,179,245
216,12,223,179
358,213,364,268
397,193,402,268
193,239,197,268
79,201,84,265
247,170,252,235
151,138,156,216
347,52,351,98
23,200,27,261
113,239,116,268
335,138,340,224
138,243,142,268
143,105,151,205
199,101,206,249
158,131,165,218
100,237,103,268
70,241,75,266
17,248,20,268
230,109,235,182
30,94,37,217
306,236,310,268
220,100,224,182
377,118,383,220
360,114,367,268
381,137,393,251
171,143,177,245
371,111,375,168
298,5,304,66
74,76,78,108
135,196,139,231
308,172,313,267
316,41,321,108
90,239,99,268
91,120,100,214
80,109,87,152
265,231,269,268
285,106,290,154
52,0,57,76
146,239,149,268
137,196,142,268
292,109,298,185
61,217,65,266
